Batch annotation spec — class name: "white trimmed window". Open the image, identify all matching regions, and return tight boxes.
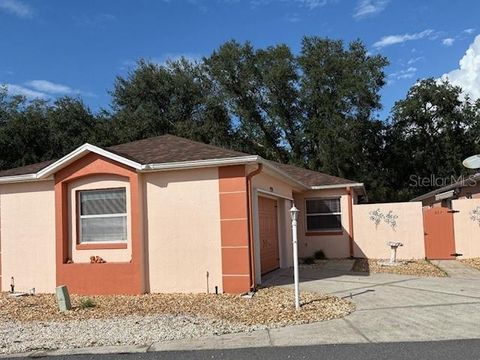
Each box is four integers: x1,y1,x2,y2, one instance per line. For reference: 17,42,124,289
305,198,342,231
78,188,127,243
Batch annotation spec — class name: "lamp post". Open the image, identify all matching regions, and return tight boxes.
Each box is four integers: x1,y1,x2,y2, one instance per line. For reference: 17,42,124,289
290,205,300,310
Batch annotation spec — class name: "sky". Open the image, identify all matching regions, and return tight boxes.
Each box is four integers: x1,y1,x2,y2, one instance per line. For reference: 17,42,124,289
1,0,479,119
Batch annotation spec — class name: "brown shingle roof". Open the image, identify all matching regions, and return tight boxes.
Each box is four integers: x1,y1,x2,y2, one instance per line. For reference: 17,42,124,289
107,135,250,164
0,135,359,188
267,161,357,187
0,160,56,177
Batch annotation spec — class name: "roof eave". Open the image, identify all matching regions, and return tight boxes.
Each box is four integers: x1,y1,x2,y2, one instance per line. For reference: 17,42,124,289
0,174,54,184
36,143,143,179
140,155,260,172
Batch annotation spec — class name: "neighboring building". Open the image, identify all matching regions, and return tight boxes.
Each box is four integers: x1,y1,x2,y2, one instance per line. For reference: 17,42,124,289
0,135,364,295
411,173,480,208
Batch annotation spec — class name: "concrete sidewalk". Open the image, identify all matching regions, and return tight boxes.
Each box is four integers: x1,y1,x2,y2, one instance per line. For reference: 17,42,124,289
430,260,480,279
4,267,480,358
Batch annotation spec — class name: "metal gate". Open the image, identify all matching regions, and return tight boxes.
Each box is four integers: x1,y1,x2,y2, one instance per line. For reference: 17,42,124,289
423,207,456,260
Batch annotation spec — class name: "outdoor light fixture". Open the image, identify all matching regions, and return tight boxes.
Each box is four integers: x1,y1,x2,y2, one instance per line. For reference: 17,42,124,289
290,205,300,310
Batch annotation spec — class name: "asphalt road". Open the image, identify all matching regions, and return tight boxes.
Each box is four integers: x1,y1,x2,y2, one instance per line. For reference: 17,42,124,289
10,339,480,360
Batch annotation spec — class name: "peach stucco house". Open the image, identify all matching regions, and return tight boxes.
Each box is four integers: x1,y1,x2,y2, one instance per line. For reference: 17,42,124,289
0,135,364,295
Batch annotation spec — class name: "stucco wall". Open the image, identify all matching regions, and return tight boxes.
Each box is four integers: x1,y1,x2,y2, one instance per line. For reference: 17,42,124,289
144,168,223,293
352,202,425,259
0,181,56,293
294,188,352,259
251,169,295,200
251,171,295,282
68,175,132,263
452,198,480,258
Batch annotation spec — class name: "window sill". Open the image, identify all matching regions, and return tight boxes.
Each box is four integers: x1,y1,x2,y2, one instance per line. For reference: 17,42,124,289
76,243,127,250
305,231,343,236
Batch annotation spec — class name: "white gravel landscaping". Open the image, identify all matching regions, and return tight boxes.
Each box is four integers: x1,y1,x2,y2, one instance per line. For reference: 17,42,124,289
0,314,263,354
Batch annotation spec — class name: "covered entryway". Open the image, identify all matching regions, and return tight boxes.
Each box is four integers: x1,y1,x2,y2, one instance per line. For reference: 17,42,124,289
258,196,280,274
423,207,456,259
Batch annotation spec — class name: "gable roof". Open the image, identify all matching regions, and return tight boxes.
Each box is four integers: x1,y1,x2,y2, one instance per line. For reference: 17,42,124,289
107,134,250,164
268,161,358,188
0,134,362,190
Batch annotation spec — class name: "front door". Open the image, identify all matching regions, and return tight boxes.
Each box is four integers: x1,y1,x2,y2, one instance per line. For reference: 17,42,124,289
258,196,279,274
423,207,456,259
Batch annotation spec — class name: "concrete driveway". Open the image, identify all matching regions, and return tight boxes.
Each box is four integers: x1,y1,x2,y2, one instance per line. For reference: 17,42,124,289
150,262,480,352
260,264,480,345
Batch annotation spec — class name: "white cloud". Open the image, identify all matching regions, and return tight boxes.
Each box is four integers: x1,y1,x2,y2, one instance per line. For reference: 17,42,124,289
389,66,417,80
296,0,327,9
441,34,480,100
285,12,301,22
3,80,95,100
353,0,389,19
0,0,33,18
373,29,435,48
27,80,73,95
249,0,328,9
407,56,425,65
464,28,476,34
5,84,48,99
442,38,455,46
26,79,95,97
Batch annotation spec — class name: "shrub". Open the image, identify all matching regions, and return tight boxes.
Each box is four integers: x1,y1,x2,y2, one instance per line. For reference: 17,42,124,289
79,297,95,309
314,250,326,260
303,257,315,265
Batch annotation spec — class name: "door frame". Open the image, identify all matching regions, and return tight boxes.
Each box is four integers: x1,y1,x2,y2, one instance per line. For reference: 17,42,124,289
252,190,291,284
257,195,280,275
423,206,456,260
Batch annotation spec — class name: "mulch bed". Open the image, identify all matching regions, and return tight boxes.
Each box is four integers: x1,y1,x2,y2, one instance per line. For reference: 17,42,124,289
0,287,354,327
460,258,480,271
353,259,447,277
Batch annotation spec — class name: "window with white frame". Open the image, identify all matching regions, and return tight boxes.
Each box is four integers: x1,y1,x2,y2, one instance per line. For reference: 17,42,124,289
305,198,342,231
78,188,127,243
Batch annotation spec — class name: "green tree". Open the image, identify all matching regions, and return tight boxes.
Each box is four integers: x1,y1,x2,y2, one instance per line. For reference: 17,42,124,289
205,41,300,163
386,78,480,201
298,38,389,183
110,59,233,148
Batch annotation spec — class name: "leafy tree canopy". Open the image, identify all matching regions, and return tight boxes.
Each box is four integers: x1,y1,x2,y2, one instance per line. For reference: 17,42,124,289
2,38,479,202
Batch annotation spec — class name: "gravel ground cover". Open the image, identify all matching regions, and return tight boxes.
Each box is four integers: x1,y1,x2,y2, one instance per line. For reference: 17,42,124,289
460,258,480,271
353,259,447,277
0,287,354,354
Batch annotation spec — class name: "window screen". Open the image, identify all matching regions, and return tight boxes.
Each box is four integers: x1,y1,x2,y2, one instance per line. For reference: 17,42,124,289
306,198,342,231
79,188,127,243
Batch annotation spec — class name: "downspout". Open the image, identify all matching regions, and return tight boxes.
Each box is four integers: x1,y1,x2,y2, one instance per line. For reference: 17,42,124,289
246,163,263,291
347,187,355,258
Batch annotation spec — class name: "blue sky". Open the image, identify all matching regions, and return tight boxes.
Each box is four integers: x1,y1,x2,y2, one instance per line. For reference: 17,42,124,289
1,0,479,119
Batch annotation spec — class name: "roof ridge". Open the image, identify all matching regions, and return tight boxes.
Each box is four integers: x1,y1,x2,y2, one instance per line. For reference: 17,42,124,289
108,134,250,158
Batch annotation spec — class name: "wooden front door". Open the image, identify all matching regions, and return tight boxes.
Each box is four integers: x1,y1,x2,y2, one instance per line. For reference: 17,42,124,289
423,207,456,259
258,196,280,274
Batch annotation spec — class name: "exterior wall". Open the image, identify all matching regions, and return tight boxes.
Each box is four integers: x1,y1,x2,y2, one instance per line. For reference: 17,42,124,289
0,181,56,293
218,165,251,293
251,170,294,283
251,169,295,200
452,198,480,258
294,188,352,259
55,153,145,295
145,167,224,293
352,202,425,259
68,175,132,263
